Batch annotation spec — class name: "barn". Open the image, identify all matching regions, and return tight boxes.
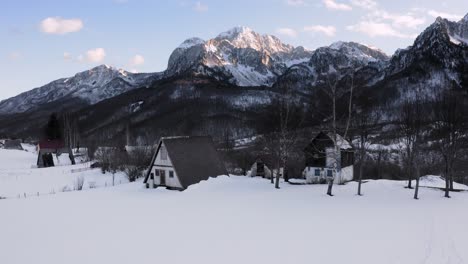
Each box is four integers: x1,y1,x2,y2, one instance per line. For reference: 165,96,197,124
144,136,228,190
303,132,355,184
37,140,75,168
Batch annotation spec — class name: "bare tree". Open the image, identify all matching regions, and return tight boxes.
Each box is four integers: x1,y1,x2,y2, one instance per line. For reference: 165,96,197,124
62,112,80,150
351,107,380,196
431,89,468,198
266,80,303,189
321,72,354,196
397,94,425,199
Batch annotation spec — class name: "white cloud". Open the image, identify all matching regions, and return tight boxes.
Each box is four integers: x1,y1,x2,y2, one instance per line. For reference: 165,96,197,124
8,51,21,60
194,1,208,12
85,48,106,63
428,10,463,21
304,25,337,37
350,0,377,10
129,54,145,66
285,0,305,6
372,10,426,29
323,0,352,11
276,28,298,38
63,52,72,61
347,21,415,38
39,17,83,35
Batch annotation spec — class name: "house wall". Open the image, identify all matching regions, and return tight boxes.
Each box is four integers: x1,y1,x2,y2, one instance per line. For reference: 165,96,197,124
302,165,353,185
151,142,183,189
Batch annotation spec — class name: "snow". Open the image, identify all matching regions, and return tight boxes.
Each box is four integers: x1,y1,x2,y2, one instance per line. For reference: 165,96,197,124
0,148,127,199
419,175,468,190
178,37,205,49
1,173,467,264
449,34,468,45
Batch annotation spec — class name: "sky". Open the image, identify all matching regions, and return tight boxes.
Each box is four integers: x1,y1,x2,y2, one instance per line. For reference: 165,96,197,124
1,0,467,100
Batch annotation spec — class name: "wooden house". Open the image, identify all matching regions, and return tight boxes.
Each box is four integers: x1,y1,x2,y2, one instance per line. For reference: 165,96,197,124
144,136,227,190
37,140,75,168
303,132,355,184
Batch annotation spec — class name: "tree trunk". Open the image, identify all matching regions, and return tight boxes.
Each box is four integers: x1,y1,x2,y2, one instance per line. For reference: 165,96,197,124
327,178,334,196
407,163,413,189
275,170,280,189
284,167,289,183
414,165,420,200
444,163,450,198
358,159,363,196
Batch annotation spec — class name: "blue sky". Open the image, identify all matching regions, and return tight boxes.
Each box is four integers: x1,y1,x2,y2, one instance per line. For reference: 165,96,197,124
1,0,467,100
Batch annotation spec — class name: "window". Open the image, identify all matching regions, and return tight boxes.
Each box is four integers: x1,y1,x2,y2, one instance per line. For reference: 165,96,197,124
160,146,167,160
315,169,321,177
169,171,174,178
155,170,160,176
150,173,154,180
327,169,333,177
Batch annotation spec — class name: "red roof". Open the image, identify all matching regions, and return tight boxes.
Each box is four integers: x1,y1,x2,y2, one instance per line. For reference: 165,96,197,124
38,140,65,149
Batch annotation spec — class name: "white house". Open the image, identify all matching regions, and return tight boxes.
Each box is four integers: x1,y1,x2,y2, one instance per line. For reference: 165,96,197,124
303,132,355,185
144,136,227,190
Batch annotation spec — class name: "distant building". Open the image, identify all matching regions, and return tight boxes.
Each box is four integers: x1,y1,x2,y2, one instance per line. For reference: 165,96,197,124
3,139,23,150
37,140,75,168
144,136,227,190
248,159,273,179
303,132,355,184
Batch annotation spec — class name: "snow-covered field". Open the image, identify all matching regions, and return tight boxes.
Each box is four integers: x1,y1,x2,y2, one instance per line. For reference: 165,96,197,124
1,148,468,264
0,147,127,199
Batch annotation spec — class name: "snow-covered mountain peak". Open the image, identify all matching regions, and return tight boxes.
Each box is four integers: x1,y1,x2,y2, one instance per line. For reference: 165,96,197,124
178,37,205,50
166,26,312,86
327,41,390,62
214,26,293,54
462,13,468,22
216,26,254,39
0,65,160,114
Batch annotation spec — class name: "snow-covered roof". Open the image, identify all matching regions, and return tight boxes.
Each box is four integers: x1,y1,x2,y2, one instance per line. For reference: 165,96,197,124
326,132,353,150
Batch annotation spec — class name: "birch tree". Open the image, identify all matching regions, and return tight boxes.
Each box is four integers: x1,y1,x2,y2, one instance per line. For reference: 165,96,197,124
322,72,354,196
269,80,303,189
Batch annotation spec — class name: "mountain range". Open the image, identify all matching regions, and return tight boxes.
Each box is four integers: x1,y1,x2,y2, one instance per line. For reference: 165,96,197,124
1,14,468,143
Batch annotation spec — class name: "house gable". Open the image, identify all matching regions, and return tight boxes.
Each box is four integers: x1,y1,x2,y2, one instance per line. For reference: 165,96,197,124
304,132,355,169
144,136,227,190
144,141,183,189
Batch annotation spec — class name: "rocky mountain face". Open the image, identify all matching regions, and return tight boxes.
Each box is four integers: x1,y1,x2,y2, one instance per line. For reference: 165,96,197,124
0,65,161,114
366,15,468,111
280,41,390,93
165,26,313,87
1,16,468,141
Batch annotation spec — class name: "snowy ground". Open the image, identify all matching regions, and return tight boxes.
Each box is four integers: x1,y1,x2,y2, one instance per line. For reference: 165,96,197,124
1,148,468,264
0,147,127,199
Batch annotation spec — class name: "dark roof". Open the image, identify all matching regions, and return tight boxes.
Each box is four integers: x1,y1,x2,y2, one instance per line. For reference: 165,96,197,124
39,140,65,150
4,139,23,150
305,132,354,153
145,136,227,189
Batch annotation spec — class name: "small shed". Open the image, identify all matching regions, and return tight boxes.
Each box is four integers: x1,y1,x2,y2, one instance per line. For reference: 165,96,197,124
37,140,75,168
248,159,273,179
4,139,23,150
144,136,228,190
303,132,355,184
